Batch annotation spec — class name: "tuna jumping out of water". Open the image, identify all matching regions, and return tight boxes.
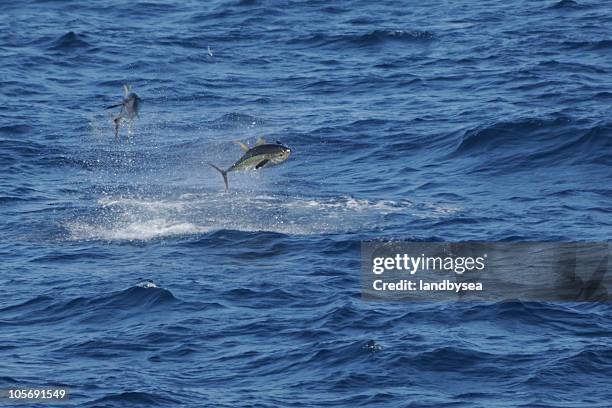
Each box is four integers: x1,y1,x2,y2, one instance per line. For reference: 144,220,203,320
209,138,292,190
105,85,141,141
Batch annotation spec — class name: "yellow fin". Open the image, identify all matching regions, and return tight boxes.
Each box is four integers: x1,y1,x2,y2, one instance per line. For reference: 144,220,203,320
255,137,266,146
234,141,250,152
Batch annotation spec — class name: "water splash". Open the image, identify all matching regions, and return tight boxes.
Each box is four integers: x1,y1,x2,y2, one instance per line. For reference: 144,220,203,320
63,192,459,241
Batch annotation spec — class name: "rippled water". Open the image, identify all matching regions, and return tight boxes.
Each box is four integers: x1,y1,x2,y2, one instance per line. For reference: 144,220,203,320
1,0,611,406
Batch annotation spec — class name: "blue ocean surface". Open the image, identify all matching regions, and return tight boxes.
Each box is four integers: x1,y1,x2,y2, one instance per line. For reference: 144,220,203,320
1,0,612,406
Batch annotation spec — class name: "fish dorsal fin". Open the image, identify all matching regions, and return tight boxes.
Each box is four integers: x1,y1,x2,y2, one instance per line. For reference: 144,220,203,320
234,140,250,152
255,137,266,146
123,84,131,96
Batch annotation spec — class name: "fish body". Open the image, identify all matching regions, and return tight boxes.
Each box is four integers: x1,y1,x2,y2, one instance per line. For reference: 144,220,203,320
122,92,140,119
209,139,291,190
106,85,141,140
229,143,291,171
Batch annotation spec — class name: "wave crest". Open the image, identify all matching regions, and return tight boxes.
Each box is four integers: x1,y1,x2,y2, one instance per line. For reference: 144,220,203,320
448,117,612,170
289,29,434,48
48,31,92,51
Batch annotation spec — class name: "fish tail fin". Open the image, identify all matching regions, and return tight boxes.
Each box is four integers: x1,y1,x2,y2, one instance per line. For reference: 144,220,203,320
209,164,229,190
113,116,121,140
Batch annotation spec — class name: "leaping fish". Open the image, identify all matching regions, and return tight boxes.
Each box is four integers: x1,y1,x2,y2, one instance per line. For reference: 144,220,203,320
105,84,141,141
209,138,292,190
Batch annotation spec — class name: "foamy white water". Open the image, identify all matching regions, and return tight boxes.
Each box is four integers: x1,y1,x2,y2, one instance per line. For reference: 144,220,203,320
63,192,460,241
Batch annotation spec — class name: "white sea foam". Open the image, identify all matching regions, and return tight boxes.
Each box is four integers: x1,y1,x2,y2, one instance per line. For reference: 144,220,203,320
98,197,187,211
64,192,459,241
65,219,209,241
137,281,158,288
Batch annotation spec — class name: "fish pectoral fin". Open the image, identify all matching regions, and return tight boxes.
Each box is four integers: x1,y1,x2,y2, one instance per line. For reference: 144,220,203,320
255,137,266,146
105,102,123,110
123,84,131,96
255,159,269,169
234,141,250,152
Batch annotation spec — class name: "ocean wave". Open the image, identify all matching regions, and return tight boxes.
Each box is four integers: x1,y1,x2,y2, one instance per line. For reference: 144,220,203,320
206,112,263,129
223,287,296,307
0,195,30,204
302,339,381,368
548,0,585,9
448,116,611,170
59,284,178,312
455,301,612,333
86,391,181,407
536,60,607,74
562,39,612,50
0,139,49,157
523,345,612,390
0,295,54,315
408,345,498,372
0,283,178,327
288,29,434,48
0,376,19,385
0,124,32,135
47,31,92,51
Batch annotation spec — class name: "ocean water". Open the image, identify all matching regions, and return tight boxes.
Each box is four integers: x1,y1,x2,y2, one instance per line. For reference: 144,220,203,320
1,0,611,406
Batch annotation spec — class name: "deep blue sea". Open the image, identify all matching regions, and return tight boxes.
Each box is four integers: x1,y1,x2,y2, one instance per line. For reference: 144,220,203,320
1,0,612,406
